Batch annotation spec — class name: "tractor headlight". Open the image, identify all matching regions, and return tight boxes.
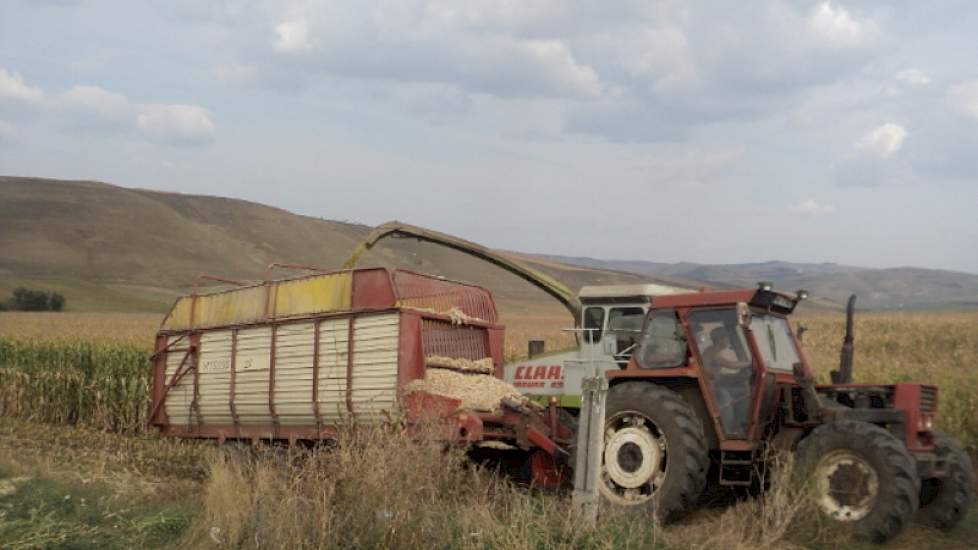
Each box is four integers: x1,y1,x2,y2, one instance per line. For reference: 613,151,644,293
919,414,934,431
796,289,809,301
758,281,773,292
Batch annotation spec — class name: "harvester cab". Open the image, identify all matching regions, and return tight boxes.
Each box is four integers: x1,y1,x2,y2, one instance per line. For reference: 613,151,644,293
503,283,692,405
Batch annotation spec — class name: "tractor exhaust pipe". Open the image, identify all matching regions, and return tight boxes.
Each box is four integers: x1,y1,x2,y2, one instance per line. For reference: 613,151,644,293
831,294,856,384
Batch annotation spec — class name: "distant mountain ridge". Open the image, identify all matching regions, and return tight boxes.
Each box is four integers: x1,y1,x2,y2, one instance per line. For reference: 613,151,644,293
534,255,978,311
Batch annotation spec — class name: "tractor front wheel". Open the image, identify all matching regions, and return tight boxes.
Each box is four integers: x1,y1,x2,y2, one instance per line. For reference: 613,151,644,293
917,430,975,531
599,383,708,523
796,420,920,542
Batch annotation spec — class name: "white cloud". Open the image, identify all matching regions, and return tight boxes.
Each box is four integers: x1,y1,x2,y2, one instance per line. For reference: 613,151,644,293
136,104,215,145
273,19,313,54
790,199,835,215
515,39,602,97
896,68,930,86
808,2,873,48
0,68,44,103
948,80,978,120
857,123,906,158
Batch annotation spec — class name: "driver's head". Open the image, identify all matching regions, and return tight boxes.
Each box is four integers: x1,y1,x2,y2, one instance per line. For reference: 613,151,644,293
710,327,730,347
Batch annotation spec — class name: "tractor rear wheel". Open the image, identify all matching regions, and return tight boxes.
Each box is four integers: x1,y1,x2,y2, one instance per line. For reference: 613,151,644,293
599,383,708,523
917,430,975,531
796,420,920,542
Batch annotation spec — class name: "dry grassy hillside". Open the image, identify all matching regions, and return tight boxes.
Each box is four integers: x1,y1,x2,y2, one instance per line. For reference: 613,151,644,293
0,176,654,314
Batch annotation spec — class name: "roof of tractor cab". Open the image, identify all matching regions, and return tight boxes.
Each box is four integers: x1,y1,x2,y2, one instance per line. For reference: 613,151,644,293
650,288,800,314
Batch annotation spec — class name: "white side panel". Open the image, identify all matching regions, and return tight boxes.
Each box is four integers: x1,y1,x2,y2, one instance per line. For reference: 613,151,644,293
274,322,315,426
163,335,194,426
197,330,233,425
233,326,273,426
162,313,402,431
349,314,400,420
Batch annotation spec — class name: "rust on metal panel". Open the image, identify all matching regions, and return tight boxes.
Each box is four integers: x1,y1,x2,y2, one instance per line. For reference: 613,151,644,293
312,319,323,430
651,289,757,309
149,334,169,426
189,333,202,428
421,319,490,360
488,327,505,377
229,329,240,436
346,316,355,415
352,268,398,310
152,346,194,427
397,312,424,388
190,294,199,329
392,269,498,323
269,324,279,435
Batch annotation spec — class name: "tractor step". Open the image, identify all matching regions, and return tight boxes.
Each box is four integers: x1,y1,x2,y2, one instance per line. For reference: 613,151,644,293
718,451,755,487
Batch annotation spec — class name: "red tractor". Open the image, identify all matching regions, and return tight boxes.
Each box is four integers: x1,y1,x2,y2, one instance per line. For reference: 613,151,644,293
596,286,973,541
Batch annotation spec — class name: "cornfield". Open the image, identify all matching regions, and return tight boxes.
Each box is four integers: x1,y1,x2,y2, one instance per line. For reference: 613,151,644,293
0,310,976,449
0,337,150,433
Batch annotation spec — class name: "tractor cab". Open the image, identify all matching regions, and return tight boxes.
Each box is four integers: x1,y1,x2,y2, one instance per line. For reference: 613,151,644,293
616,284,809,443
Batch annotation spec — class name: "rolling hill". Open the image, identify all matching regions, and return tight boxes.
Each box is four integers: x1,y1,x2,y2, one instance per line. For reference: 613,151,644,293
0,176,661,317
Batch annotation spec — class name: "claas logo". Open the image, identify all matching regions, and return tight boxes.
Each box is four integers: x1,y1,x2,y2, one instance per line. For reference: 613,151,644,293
513,365,563,380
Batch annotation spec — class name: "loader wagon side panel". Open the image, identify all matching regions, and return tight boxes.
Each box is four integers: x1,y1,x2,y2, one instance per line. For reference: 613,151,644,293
158,312,402,434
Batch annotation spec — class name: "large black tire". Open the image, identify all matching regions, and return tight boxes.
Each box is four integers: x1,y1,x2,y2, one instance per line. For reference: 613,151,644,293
917,430,975,531
599,383,708,523
796,420,920,543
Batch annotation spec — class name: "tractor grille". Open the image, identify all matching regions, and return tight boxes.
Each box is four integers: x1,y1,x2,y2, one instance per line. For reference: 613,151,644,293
920,386,938,413
422,319,489,360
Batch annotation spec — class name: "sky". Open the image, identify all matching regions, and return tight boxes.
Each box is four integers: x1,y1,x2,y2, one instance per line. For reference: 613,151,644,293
1,1,977,273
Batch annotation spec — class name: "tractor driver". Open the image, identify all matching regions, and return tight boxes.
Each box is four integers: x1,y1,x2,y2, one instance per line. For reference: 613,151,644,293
702,327,743,370
700,326,753,437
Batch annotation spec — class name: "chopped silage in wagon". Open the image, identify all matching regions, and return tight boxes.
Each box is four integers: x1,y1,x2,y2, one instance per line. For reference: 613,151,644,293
404,366,528,412
425,355,494,374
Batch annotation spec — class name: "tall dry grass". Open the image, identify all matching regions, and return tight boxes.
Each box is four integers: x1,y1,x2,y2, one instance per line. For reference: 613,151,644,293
185,425,661,550
185,425,836,550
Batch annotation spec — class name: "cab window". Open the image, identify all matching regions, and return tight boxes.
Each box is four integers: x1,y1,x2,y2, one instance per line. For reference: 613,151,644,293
582,306,605,343
636,309,686,368
607,307,646,362
749,314,801,372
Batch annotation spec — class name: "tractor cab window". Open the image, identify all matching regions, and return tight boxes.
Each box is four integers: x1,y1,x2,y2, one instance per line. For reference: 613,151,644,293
749,314,801,372
689,309,755,439
636,309,686,369
582,306,605,343
607,307,645,364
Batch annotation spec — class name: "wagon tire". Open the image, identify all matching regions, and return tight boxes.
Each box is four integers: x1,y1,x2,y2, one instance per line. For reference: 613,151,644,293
599,383,708,523
917,431,975,531
796,420,920,543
